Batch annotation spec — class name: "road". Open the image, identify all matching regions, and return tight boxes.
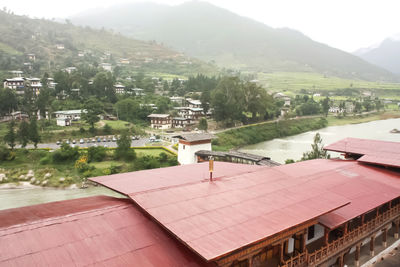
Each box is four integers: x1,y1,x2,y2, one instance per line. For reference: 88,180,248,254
21,138,148,149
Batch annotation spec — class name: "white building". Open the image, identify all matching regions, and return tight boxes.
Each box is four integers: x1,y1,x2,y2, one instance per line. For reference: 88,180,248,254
114,84,126,94
186,99,202,108
64,67,77,74
132,88,145,96
3,77,25,90
54,110,85,122
9,71,23,77
101,63,112,71
174,133,215,165
148,114,171,129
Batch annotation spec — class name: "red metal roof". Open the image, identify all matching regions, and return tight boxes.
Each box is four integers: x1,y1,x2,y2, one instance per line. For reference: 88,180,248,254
0,196,211,267
324,138,400,168
91,162,264,195
92,162,350,261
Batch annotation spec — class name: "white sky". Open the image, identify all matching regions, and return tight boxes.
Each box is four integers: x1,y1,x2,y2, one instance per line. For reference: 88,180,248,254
2,0,400,52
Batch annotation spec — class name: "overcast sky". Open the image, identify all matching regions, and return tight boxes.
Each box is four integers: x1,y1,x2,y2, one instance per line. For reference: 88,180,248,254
2,0,400,52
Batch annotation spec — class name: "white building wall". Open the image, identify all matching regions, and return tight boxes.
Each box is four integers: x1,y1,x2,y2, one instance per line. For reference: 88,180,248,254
178,142,211,165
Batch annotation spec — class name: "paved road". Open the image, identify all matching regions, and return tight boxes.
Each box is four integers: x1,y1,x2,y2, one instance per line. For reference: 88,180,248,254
20,138,148,149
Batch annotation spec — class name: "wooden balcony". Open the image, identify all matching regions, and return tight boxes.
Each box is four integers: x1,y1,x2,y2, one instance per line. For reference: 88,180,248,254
280,204,400,267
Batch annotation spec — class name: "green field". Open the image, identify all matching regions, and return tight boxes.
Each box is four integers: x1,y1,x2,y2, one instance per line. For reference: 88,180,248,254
257,72,400,93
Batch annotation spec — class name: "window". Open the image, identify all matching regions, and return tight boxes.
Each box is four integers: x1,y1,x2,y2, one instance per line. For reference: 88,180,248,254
183,145,185,150
308,225,315,240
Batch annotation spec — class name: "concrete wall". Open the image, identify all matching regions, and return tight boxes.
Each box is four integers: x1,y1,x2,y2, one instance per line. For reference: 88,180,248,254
178,142,211,165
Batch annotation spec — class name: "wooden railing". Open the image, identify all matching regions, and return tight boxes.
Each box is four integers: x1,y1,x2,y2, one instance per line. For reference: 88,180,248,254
280,204,400,267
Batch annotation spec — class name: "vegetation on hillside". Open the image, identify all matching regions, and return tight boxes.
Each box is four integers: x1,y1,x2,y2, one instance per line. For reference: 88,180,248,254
213,117,328,151
0,9,217,79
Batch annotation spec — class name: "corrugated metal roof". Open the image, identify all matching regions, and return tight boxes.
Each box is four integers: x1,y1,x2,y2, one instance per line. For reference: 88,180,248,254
324,137,400,167
92,158,400,261
91,161,352,261
0,196,211,267
91,162,264,196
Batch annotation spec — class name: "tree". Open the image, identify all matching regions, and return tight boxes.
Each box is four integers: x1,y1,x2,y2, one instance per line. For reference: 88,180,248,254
82,97,103,130
321,97,330,116
4,120,16,149
18,120,30,148
301,133,330,161
211,77,245,125
200,88,211,114
29,116,40,148
115,98,140,122
198,118,208,131
115,130,136,160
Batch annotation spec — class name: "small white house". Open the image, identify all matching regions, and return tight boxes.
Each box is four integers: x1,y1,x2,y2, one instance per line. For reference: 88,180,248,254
56,118,71,126
54,110,85,122
174,133,215,165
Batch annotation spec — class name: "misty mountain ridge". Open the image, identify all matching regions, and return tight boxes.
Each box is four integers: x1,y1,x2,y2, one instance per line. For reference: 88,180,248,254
71,1,396,82
355,34,400,74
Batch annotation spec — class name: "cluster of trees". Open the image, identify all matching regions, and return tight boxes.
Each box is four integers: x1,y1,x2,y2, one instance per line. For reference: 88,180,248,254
4,118,40,149
211,77,278,126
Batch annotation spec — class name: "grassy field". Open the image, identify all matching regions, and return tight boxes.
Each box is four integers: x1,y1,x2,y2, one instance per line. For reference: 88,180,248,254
0,146,177,188
257,72,400,93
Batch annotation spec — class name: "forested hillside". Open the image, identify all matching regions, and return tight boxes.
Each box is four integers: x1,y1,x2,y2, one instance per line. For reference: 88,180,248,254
0,10,217,80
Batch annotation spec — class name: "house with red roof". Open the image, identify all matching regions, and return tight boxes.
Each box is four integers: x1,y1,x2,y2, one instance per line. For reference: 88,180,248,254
1,138,400,267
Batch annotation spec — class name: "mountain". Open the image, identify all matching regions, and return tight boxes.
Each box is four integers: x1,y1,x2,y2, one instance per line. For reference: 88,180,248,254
354,36,400,74
71,1,396,81
0,10,216,78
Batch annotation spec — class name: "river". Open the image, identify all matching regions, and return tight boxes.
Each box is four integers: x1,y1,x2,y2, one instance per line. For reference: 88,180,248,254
239,118,400,164
1,118,399,211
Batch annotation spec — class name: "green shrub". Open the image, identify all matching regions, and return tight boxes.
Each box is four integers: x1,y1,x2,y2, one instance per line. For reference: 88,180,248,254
39,156,52,165
0,145,12,161
103,124,112,135
52,143,80,162
87,146,107,162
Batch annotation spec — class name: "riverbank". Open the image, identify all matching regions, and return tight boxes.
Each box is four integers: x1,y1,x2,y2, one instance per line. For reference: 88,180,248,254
213,110,400,151
213,117,328,151
326,110,400,126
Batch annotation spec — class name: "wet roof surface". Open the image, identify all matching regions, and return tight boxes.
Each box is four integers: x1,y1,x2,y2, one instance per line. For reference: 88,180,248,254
0,196,210,267
91,162,263,196
92,161,353,261
324,137,400,168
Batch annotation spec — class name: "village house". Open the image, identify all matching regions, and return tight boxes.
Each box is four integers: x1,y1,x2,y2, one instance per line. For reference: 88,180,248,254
56,44,64,50
170,96,185,105
147,114,171,129
1,138,400,267
54,109,85,126
27,53,35,61
101,63,112,71
186,98,202,108
64,67,77,74
119,58,130,64
3,77,25,90
132,88,145,96
172,117,193,129
26,78,42,96
9,70,23,77
114,84,126,94
23,62,32,70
